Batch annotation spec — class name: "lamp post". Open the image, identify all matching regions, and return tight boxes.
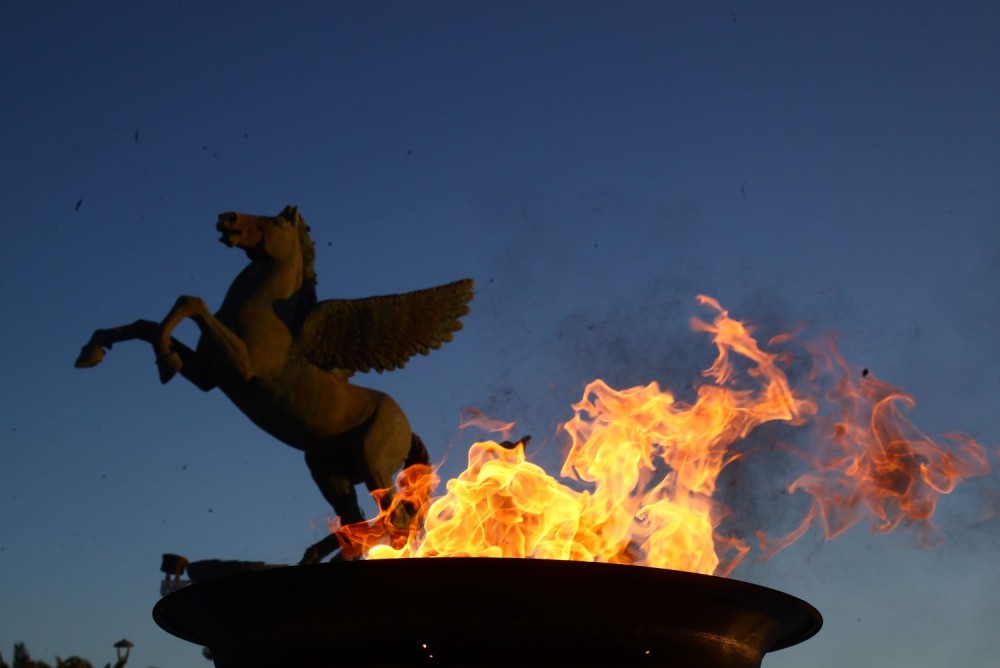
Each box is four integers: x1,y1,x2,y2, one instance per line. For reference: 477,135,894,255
112,639,133,668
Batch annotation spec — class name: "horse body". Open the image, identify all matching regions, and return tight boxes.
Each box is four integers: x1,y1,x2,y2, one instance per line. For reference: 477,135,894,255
76,206,468,562
200,229,384,451
208,283,408,460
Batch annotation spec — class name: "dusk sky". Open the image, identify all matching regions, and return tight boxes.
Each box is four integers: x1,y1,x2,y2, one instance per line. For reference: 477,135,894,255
2,2,999,666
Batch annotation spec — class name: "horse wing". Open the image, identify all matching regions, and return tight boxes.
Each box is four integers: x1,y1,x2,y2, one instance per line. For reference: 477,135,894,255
297,279,474,373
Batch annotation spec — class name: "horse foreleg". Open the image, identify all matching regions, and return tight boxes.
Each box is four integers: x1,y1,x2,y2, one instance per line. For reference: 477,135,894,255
76,320,158,367
155,297,205,383
156,296,251,384
168,339,217,391
76,319,217,391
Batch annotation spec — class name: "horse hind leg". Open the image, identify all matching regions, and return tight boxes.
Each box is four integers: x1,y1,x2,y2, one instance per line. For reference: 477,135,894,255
404,433,430,469
365,433,432,535
299,486,363,564
301,456,366,564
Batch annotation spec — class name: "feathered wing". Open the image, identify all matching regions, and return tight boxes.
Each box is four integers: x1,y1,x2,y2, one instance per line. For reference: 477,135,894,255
297,279,474,373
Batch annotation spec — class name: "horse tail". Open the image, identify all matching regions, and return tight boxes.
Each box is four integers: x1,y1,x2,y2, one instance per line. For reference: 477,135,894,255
404,432,431,469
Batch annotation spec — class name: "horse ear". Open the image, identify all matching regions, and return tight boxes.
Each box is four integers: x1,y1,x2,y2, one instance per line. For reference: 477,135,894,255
279,204,299,222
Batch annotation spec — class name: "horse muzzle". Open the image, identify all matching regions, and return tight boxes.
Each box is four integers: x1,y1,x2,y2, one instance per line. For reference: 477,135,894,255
216,213,242,247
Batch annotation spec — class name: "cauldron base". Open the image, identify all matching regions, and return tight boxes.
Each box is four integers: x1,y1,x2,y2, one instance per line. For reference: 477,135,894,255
153,558,821,668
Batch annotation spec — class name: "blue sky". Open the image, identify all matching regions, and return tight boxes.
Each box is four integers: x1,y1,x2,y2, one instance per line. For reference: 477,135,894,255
1,2,998,666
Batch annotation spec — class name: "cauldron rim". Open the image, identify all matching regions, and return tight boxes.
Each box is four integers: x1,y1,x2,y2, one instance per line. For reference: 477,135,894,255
154,557,822,667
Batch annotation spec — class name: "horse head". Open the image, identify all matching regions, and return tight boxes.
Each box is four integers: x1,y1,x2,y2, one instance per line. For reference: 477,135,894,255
216,205,307,264
216,205,319,319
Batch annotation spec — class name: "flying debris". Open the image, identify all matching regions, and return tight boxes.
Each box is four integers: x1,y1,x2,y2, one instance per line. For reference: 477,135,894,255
499,435,531,450
134,129,139,143
75,199,83,212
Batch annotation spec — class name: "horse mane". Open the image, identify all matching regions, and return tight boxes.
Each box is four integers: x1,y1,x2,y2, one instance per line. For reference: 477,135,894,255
280,205,318,321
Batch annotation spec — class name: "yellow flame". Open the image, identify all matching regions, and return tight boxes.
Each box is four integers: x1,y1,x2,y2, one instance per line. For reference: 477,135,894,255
330,296,992,574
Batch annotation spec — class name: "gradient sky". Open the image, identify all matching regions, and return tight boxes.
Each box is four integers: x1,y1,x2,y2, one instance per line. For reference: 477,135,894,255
2,2,999,666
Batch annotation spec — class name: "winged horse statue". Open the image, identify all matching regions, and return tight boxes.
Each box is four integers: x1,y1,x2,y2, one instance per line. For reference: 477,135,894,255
75,206,473,563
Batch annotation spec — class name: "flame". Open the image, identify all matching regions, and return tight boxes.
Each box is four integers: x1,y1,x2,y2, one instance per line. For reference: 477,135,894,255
326,296,992,574
458,406,516,441
758,339,991,555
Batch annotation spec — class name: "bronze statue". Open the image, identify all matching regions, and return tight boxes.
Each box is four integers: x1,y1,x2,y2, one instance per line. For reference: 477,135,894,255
76,206,473,563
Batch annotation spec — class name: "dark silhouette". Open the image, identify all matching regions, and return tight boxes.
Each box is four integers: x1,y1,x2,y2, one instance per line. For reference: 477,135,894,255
1,639,130,668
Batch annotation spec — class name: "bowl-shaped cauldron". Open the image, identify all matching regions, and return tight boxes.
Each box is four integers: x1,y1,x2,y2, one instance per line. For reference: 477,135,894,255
154,558,821,668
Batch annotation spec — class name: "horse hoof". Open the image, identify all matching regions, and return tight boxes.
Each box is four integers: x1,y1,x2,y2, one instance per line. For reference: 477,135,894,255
75,344,105,368
157,351,182,384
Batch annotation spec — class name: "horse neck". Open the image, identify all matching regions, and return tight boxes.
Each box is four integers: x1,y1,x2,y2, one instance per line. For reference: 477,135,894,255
220,254,305,321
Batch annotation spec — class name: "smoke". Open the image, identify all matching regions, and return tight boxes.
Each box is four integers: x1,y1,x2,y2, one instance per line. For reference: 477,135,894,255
549,278,710,395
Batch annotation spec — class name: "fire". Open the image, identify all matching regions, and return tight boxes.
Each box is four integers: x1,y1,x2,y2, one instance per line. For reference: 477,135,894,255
758,339,991,555
326,296,992,574
458,406,516,442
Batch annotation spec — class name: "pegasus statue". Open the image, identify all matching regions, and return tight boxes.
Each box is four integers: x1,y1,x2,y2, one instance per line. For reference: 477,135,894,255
75,206,473,563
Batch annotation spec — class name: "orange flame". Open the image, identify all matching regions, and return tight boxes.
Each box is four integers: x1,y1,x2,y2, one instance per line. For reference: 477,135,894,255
758,338,991,555
458,406,516,441
327,297,992,574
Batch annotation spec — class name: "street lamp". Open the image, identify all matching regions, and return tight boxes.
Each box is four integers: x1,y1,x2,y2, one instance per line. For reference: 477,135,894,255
112,638,133,667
